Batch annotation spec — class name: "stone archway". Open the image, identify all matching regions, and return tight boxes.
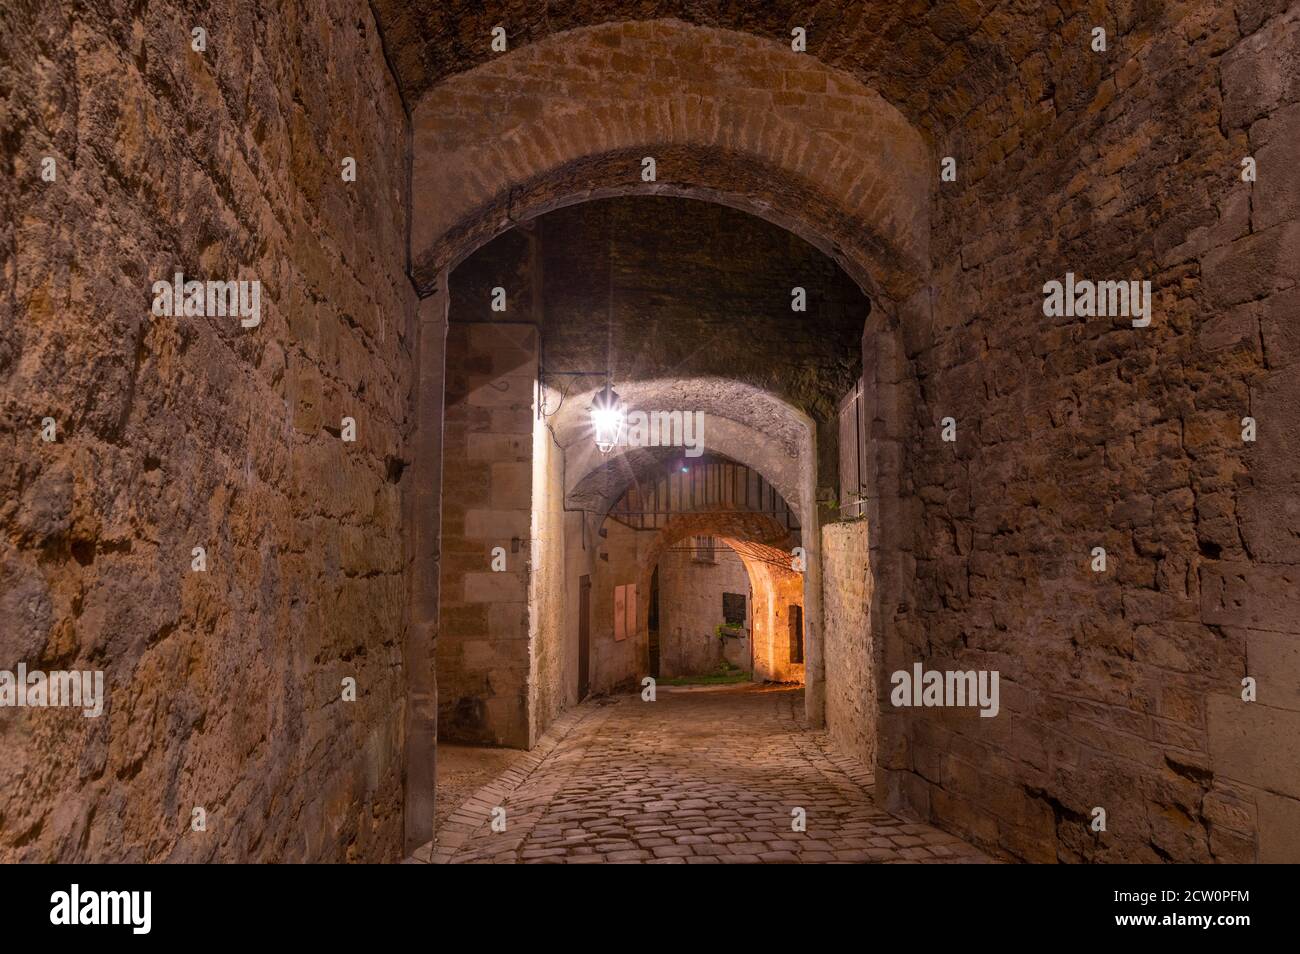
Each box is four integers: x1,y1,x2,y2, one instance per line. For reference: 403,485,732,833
7,0,1292,869
408,20,931,303
554,390,826,710
559,383,813,521
632,511,805,685
403,22,926,852
407,236,911,858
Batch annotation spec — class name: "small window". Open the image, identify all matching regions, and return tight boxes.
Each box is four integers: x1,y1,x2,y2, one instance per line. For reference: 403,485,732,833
692,535,717,563
722,592,746,626
788,604,804,664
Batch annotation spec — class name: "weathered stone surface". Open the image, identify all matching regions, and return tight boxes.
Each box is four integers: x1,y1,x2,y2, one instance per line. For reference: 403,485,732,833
1257,790,1300,863
1202,222,1300,308
1245,628,1300,710
822,520,875,767
656,545,753,679
1201,562,1300,633
408,21,931,300
891,0,1300,863
1208,695,1300,794
0,0,415,862
1220,4,1300,127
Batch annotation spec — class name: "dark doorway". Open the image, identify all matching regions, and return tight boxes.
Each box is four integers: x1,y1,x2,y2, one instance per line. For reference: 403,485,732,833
648,565,661,678
578,575,591,700
789,603,804,664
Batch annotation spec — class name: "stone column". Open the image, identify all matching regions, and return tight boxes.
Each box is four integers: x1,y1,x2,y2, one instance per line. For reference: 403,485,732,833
403,279,449,854
862,300,915,812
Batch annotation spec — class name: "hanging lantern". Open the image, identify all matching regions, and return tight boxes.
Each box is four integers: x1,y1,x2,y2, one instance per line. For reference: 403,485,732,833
589,382,626,454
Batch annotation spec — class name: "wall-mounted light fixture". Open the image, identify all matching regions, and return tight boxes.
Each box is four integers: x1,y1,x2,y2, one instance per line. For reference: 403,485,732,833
538,365,625,454
589,380,626,454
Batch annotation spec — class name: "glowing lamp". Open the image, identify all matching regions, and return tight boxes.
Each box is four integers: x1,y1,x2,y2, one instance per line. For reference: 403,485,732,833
589,383,626,454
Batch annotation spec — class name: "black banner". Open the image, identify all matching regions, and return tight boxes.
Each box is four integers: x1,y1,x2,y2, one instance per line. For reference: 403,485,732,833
0,864,1282,940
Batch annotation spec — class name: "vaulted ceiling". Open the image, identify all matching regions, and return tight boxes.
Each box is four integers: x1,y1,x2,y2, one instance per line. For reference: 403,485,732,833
369,0,1070,130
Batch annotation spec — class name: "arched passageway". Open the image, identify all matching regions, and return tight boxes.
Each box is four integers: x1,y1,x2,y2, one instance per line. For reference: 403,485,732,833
645,535,808,687
7,1,1294,868
426,196,873,753
607,458,807,687
395,15,926,850
423,190,891,851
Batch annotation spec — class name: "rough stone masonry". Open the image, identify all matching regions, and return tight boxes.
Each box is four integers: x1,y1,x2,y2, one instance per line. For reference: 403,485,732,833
1,1,415,862
1,0,1297,865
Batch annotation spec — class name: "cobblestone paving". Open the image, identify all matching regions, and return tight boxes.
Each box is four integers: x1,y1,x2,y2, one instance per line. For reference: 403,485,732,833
414,684,992,864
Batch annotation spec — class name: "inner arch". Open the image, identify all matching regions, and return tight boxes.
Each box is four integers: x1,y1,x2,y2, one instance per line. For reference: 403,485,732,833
432,193,873,756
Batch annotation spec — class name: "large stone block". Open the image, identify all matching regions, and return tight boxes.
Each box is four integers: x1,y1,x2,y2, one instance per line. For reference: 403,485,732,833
1208,694,1300,793
490,461,533,507
1200,562,1300,633
463,508,530,540
1246,628,1300,710
1259,285,1300,369
1253,102,1300,231
1258,790,1300,862
463,570,527,603
1220,6,1300,129
467,432,531,461
466,373,535,409
1201,222,1300,308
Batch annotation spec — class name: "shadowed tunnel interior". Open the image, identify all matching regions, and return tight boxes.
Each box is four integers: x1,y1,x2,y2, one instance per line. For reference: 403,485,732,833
435,197,861,749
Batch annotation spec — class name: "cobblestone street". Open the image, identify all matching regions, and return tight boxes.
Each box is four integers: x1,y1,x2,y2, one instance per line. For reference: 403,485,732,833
418,685,991,864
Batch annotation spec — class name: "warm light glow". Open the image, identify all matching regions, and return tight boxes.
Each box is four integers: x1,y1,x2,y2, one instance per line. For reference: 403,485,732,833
589,383,626,453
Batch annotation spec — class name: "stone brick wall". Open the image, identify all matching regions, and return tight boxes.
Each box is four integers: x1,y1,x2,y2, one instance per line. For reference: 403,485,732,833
589,520,649,693
438,322,536,748
1203,4,1300,864
885,1,1300,863
528,394,570,742
656,544,752,678
451,197,869,429
0,0,415,861
822,520,874,768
